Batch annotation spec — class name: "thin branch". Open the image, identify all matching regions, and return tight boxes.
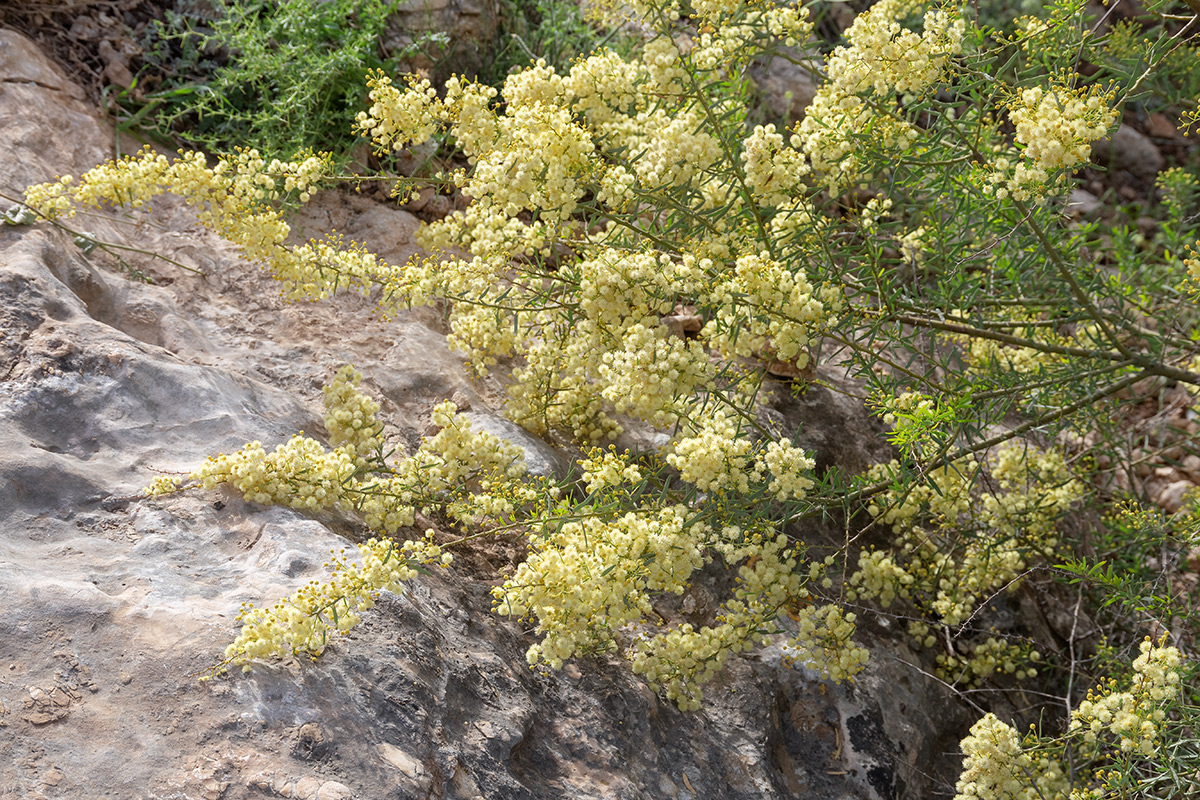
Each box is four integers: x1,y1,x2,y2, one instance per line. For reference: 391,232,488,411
817,368,1150,510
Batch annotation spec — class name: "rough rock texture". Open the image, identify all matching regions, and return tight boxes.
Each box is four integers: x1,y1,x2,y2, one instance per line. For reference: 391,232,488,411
384,0,502,82
1093,123,1165,184
0,29,972,800
751,50,819,126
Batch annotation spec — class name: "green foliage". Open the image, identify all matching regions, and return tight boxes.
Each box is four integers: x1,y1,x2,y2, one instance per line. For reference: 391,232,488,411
1103,15,1200,115
488,0,620,82
109,0,619,166
1060,500,1200,633
197,0,410,160
121,0,427,165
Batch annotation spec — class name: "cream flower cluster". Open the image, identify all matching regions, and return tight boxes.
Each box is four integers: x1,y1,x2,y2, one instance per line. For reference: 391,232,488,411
959,312,1081,376
415,401,527,492
586,0,681,27
629,619,746,711
767,198,820,245
985,81,1117,201
954,638,1185,800
577,247,699,329
267,233,399,303
192,436,359,511
597,164,638,210
689,22,758,72
875,389,937,427
463,99,596,223
443,471,549,528
506,319,618,442
790,90,882,189
522,41,705,187
639,36,690,98
703,251,826,366
953,713,1069,800
223,534,448,668
442,77,501,156
354,72,444,152
983,445,1078,541
794,0,964,187
856,444,1082,630
360,65,598,224
1068,637,1183,755
579,448,644,496
686,1,812,69
1009,83,1117,172
420,206,556,261
1186,244,1200,285
501,59,570,107
829,0,965,97
938,447,1081,627
145,474,181,496
493,503,709,671
322,366,384,463
26,146,329,220
183,368,401,520
21,148,453,309
621,106,725,190
352,474,419,535
562,49,641,129
847,548,915,608
866,459,973,532
630,532,829,710
741,123,810,207
192,397,512,531
759,439,816,501
667,411,756,494
690,0,740,20
149,370,545,668
898,226,930,266
598,322,710,427
938,637,1041,685
781,603,870,683
446,296,525,375
858,195,894,230
506,249,827,445
762,5,816,47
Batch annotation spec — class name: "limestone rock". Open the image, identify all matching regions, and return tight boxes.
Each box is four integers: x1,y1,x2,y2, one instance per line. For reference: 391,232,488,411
751,48,820,125
1066,188,1102,218
384,0,502,82
764,368,897,480
1155,479,1194,515
1093,123,1164,183
0,28,86,101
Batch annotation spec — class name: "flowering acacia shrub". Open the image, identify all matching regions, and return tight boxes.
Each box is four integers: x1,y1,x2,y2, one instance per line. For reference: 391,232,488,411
954,637,1185,800
19,0,1200,793
849,443,1084,683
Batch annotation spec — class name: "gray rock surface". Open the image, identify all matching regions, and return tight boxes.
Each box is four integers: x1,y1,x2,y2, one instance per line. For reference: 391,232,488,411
1093,123,1165,183
751,49,820,126
385,0,501,82
0,28,970,800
